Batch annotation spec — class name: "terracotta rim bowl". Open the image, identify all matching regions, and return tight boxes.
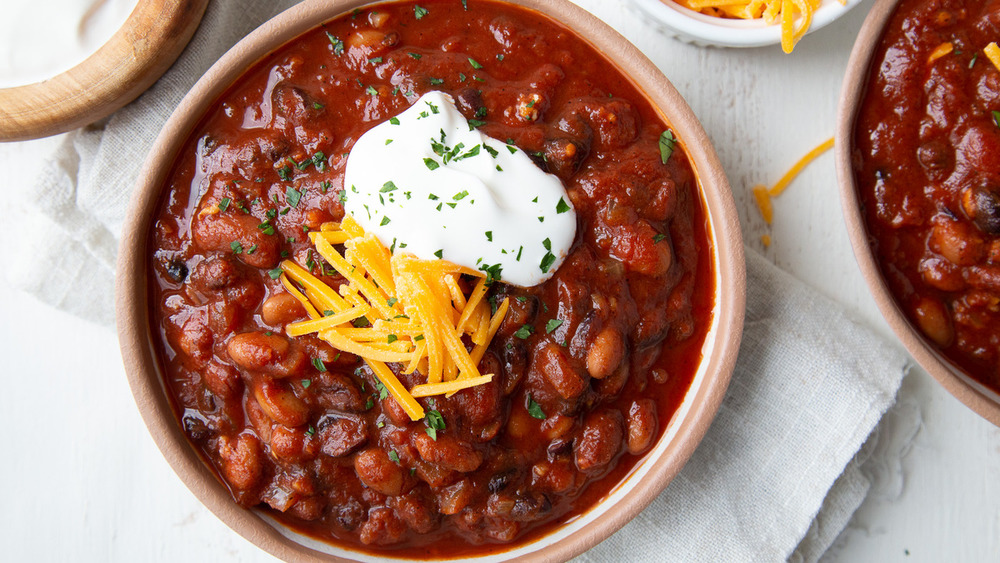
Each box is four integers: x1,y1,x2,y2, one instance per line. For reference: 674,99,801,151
627,0,864,49
837,0,1000,427
116,0,747,560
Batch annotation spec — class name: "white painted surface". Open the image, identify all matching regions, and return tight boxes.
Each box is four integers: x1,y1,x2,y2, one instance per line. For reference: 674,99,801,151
0,0,997,561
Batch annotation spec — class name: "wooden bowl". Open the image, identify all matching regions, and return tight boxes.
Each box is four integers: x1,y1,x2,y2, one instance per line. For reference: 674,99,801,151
0,0,208,142
116,0,746,560
837,0,1000,426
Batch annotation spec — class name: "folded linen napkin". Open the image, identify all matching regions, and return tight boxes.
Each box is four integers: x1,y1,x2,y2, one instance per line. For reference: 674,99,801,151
0,0,910,560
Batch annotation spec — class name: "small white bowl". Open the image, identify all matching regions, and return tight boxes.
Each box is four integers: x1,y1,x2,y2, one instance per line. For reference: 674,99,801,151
626,0,864,48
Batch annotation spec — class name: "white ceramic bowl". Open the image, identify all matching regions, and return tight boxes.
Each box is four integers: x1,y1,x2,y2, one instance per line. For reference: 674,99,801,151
627,0,864,48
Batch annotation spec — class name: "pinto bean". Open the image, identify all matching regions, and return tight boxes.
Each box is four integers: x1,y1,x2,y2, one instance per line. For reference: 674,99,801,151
226,331,307,377
586,327,625,379
929,216,985,266
574,409,623,472
270,424,312,463
412,432,483,473
253,379,309,427
913,296,954,347
262,292,306,325
354,448,405,496
219,432,264,491
626,399,657,455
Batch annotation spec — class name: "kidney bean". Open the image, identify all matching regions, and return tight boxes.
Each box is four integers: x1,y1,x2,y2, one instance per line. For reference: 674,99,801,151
626,399,658,455
413,432,483,473
528,341,587,401
218,432,264,491
313,372,366,413
175,311,213,366
203,361,243,399
193,211,280,269
586,327,625,379
354,448,405,496
190,256,241,292
574,409,624,472
318,415,368,458
530,459,575,493
414,460,459,488
261,292,306,326
252,379,310,428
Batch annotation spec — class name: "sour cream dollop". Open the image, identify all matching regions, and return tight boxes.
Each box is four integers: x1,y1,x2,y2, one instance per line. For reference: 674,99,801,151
343,91,576,287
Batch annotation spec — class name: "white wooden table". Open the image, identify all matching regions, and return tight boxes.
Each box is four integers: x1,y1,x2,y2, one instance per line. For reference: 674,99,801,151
1,0,998,560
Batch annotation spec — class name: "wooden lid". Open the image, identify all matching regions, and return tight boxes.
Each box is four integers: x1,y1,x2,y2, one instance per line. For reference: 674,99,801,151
0,0,209,142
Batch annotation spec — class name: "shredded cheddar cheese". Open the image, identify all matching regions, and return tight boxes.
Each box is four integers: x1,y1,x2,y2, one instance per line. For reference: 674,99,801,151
985,42,1000,72
752,136,835,230
675,0,845,53
280,215,508,421
927,41,954,64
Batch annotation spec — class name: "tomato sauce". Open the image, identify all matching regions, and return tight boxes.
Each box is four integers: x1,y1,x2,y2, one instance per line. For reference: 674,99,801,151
148,0,714,556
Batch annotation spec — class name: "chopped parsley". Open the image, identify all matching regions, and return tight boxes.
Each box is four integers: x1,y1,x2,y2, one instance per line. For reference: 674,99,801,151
267,267,283,279
325,32,344,55
539,251,556,273
311,357,327,372
424,409,445,440
217,197,231,212
479,262,502,286
434,249,444,259
301,379,312,389
654,233,667,243
659,129,676,164
366,85,378,96
286,186,302,207
514,324,534,339
545,319,563,333
408,52,422,59
414,5,429,19
424,158,440,170
389,116,400,125
485,231,493,241
556,197,571,214
230,241,243,254
468,57,483,69
388,450,400,463
430,77,444,85
527,395,546,420
374,380,389,400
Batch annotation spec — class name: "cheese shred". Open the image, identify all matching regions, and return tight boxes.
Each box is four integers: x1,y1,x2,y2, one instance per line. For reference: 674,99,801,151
985,42,1000,72
752,136,834,229
279,215,509,421
676,0,845,53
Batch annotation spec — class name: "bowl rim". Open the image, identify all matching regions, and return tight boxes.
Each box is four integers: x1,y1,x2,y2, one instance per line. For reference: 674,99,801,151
627,0,864,48
836,0,1000,427
115,0,747,560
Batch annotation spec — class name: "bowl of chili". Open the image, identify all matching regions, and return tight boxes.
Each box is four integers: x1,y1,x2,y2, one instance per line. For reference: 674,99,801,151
838,0,1000,425
117,0,746,560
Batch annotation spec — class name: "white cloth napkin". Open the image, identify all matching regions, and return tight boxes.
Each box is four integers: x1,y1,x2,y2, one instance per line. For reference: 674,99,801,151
1,0,910,560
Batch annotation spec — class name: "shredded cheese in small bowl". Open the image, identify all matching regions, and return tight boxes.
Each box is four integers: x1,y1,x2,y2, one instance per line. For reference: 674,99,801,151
627,0,863,52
